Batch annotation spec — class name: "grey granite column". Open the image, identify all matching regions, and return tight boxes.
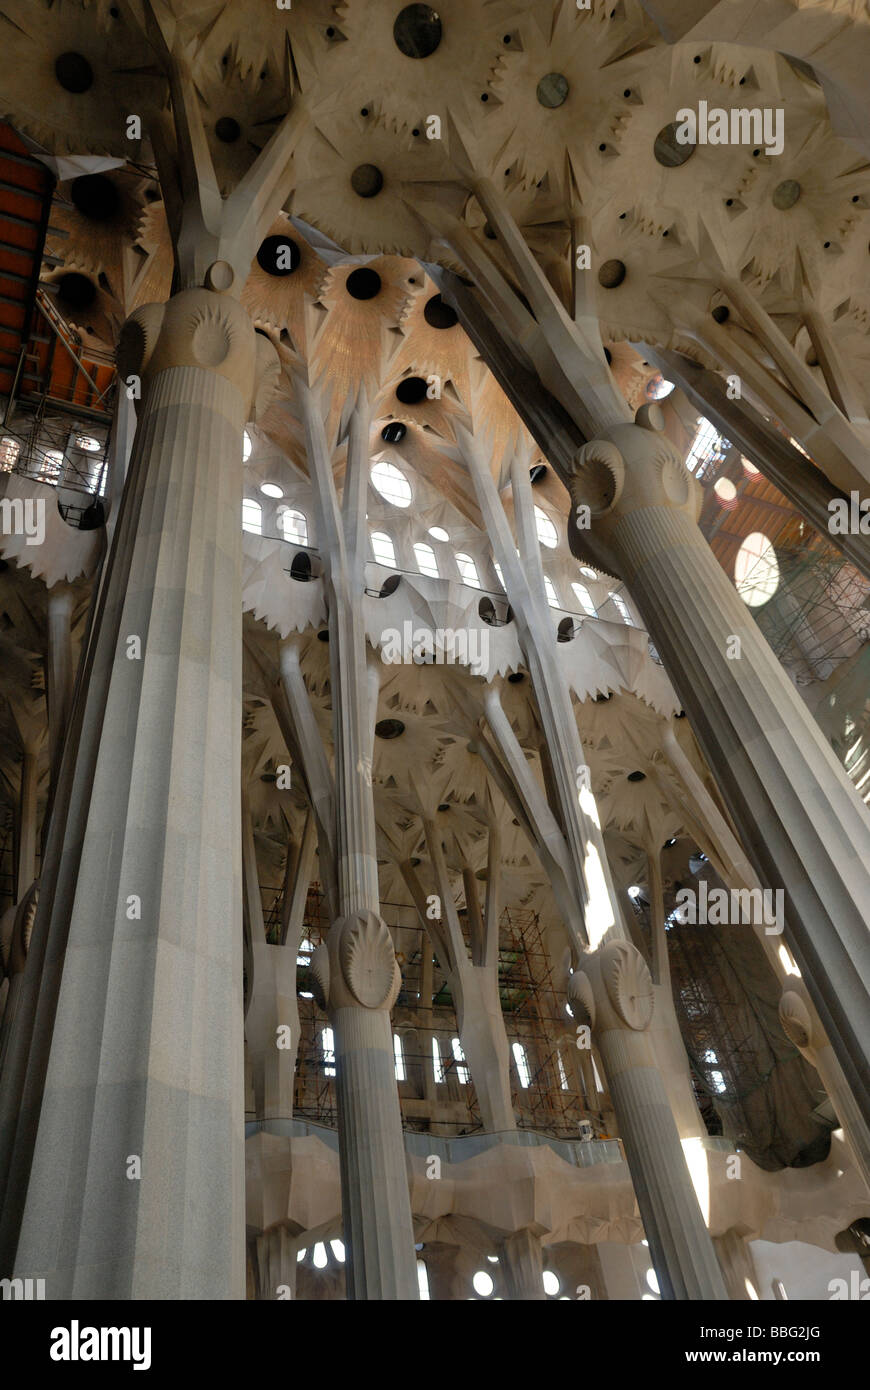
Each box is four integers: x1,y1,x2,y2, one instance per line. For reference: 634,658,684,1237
569,406,870,1130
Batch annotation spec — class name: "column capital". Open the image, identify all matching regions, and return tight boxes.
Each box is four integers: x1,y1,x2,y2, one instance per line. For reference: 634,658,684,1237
779,987,828,1063
118,284,279,422
569,938,655,1035
569,405,702,576
311,910,401,1013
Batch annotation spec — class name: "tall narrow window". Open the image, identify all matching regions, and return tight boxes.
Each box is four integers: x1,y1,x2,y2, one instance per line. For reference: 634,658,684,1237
455,553,480,588
432,1037,445,1083
393,1033,406,1081
571,582,596,617
534,505,558,548
417,1259,430,1300
413,541,439,577
451,1036,469,1084
543,576,560,609
242,498,262,534
39,449,63,485
321,1026,336,1078
493,560,505,588
557,1050,569,1091
512,1041,531,1089
608,591,633,625
278,507,308,545
370,530,396,567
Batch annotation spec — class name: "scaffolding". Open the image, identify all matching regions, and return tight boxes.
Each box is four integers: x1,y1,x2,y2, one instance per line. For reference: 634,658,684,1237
258,883,599,1139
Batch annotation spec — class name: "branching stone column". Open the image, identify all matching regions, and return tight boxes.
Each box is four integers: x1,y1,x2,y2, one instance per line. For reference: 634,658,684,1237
9,284,278,1299
568,404,870,1128
569,940,728,1300
298,376,417,1299
45,585,75,795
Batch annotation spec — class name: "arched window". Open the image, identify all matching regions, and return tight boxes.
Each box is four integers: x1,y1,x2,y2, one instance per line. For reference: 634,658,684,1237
557,1050,569,1091
321,1026,336,1078
39,449,63,485
417,1259,430,1301
493,560,505,589
544,576,560,609
735,532,779,607
512,1041,531,1088
370,531,396,567
371,459,412,507
608,591,633,625
571,582,596,617
278,507,308,545
455,553,480,588
534,505,558,548
393,1033,406,1081
242,429,253,462
242,498,262,534
413,541,439,577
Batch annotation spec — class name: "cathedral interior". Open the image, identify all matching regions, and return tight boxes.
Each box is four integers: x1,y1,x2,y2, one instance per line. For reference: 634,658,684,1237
0,0,869,1305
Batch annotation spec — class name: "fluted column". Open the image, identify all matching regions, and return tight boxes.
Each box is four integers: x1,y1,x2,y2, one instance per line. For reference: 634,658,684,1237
45,585,75,792
569,405,870,1130
501,1228,546,1301
570,940,728,1300
714,1229,762,1302
8,282,278,1298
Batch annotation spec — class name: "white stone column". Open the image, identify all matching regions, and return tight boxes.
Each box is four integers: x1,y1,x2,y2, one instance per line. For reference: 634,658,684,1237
9,284,278,1298
299,379,417,1299
569,406,870,1130
570,940,728,1300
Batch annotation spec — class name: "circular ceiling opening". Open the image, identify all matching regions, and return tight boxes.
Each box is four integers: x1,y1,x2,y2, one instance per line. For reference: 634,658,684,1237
395,376,429,405
381,422,407,443
654,122,695,167
351,163,384,198
393,4,443,59
598,259,626,289
257,235,301,276
55,52,94,93
711,305,730,324
627,770,646,782
215,116,241,143
507,671,525,684
70,174,120,221
346,267,382,300
375,718,405,739
536,72,569,108
423,294,458,330
56,272,96,310
772,179,801,210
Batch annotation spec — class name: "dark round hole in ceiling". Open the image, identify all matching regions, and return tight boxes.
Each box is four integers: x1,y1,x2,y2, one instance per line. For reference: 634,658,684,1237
57,272,96,310
598,259,626,289
529,464,547,484
55,52,94,93
351,163,384,198
256,235,301,276
393,4,443,59
711,305,730,324
346,267,382,300
536,72,569,108
395,376,428,405
654,121,695,167
375,718,405,739
507,671,525,684
627,770,646,782
437,802,451,812
382,422,407,443
317,628,330,642
215,116,241,143
423,294,458,330
70,174,120,222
